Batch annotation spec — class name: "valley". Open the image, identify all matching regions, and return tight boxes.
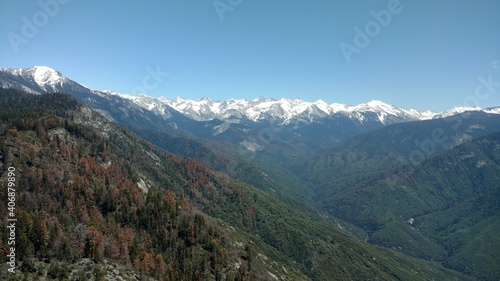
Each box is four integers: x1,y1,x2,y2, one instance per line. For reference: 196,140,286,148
1,67,499,280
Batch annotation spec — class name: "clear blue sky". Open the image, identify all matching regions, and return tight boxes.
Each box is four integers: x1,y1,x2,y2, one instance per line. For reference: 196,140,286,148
1,0,499,111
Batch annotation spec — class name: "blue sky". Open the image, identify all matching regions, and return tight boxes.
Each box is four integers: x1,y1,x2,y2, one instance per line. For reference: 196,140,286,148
1,0,499,111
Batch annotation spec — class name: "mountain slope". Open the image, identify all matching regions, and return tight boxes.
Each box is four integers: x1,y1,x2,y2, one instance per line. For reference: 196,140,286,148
388,132,500,280
3,66,500,209
0,66,323,213
307,128,500,280
0,66,192,133
0,89,307,280
0,89,478,280
2,66,500,153
0,66,260,189
300,111,500,201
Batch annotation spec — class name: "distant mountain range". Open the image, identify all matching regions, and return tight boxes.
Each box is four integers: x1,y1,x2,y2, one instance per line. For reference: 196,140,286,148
121,94,437,124
2,66,500,128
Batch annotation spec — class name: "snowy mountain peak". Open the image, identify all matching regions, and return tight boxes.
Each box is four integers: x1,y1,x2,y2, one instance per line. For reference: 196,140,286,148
356,100,396,111
1,66,68,90
253,96,269,102
32,66,66,86
366,99,388,106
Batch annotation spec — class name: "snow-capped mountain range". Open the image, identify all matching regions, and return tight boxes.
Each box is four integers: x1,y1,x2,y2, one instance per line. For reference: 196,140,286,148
137,96,436,124
1,66,500,126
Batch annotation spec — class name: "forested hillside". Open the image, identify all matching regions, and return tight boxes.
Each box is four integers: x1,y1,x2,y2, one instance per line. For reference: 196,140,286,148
0,89,477,280
0,89,306,280
301,120,500,280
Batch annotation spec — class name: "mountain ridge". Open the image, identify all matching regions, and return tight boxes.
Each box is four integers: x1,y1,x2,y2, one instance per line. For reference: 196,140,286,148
3,66,499,126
